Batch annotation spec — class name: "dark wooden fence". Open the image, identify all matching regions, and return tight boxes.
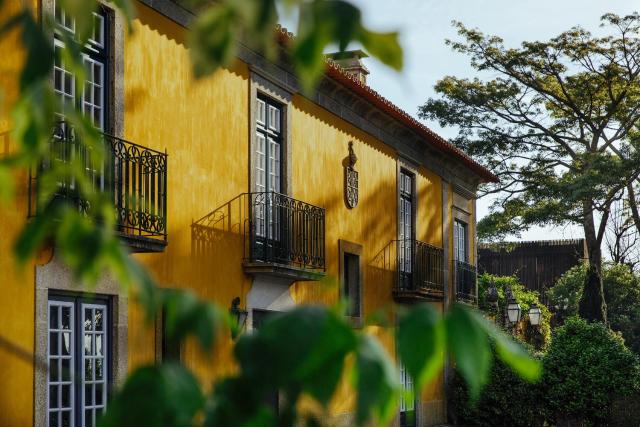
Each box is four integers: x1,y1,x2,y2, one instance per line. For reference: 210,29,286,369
478,239,586,304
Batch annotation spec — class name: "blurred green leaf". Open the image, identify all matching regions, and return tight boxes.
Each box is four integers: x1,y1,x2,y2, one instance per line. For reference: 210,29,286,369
354,334,400,426
163,289,223,352
18,11,54,90
235,306,356,406
99,363,204,427
445,303,491,400
0,164,14,202
359,29,402,70
58,0,97,42
397,304,445,390
189,4,239,79
293,0,403,92
471,309,542,382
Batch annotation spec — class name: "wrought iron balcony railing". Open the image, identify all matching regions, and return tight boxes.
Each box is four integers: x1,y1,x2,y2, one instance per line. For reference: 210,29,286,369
246,192,325,271
29,122,167,250
454,260,477,304
394,239,445,300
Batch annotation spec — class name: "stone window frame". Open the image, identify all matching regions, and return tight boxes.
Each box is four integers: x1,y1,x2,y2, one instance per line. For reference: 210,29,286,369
338,239,364,327
34,255,128,427
248,69,293,195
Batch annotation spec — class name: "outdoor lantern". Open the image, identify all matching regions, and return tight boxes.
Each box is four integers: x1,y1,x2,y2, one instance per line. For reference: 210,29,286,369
506,297,522,324
229,297,248,338
487,280,499,305
529,303,542,326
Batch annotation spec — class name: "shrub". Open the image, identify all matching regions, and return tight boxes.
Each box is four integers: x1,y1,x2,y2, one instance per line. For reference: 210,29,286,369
449,344,543,427
542,317,640,426
548,263,640,353
478,274,551,350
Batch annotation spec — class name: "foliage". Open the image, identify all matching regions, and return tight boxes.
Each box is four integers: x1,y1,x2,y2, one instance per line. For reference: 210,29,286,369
188,0,402,92
451,317,640,427
548,262,640,353
478,274,551,350
0,0,540,425
419,13,640,322
542,317,640,425
449,345,543,427
99,303,540,427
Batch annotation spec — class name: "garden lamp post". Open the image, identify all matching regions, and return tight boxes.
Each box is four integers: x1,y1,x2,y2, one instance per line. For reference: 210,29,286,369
487,280,499,308
505,287,521,327
528,303,542,327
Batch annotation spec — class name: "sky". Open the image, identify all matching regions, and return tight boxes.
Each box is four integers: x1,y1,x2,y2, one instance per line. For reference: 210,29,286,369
284,0,640,242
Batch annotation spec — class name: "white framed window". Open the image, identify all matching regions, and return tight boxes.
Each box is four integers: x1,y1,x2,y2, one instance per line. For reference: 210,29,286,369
454,219,468,262
47,296,110,427
255,96,283,241
399,363,416,427
399,169,414,277
48,300,75,427
53,4,109,132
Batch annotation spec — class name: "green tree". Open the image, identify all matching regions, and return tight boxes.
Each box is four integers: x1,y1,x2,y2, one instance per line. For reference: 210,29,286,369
548,262,640,353
419,14,640,323
0,0,540,425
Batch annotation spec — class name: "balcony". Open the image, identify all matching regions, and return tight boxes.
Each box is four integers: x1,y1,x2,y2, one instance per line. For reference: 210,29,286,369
193,192,325,281
244,192,325,280
29,122,168,253
393,239,445,302
454,260,477,304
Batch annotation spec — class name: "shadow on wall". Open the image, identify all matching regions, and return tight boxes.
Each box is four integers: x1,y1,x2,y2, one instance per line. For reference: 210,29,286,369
191,194,248,294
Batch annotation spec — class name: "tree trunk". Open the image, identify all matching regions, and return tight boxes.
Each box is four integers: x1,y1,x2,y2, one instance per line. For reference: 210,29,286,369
578,204,607,323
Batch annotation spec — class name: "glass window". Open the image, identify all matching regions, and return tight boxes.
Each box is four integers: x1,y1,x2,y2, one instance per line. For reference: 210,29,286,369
343,252,361,318
254,96,283,242
399,170,414,280
48,296,110,427
454,220,468,262
399,363,416,427
53,4,109,131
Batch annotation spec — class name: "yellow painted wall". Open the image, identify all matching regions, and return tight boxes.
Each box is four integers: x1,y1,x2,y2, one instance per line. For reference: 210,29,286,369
124,2,251,384
0,1,39,425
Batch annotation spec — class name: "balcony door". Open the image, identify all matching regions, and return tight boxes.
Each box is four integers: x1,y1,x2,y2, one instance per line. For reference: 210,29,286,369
52,4,110,206
254,96,285,261
398,169,415,290
454,219,468,262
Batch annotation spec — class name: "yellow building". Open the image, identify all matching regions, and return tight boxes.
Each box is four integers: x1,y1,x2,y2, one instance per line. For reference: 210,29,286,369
0,1,497,426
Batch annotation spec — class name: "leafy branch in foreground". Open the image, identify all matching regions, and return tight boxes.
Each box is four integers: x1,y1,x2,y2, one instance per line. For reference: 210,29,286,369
101,304,540,427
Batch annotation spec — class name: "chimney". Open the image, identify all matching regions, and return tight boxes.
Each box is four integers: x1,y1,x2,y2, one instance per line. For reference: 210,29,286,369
327,50,370,85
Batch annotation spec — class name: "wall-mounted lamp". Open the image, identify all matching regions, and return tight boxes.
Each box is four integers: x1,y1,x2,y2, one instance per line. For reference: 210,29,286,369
229,297,248,338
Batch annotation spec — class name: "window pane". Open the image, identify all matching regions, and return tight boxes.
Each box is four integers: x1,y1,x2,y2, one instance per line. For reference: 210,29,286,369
61,307,71,329
49,385,58,409
61,357,71,382
61,332,71,355
49,411,58,427
61,410,71,427
50,333,59,356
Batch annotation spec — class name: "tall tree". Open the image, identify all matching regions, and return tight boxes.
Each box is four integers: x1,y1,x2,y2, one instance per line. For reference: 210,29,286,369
419,13,640,322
